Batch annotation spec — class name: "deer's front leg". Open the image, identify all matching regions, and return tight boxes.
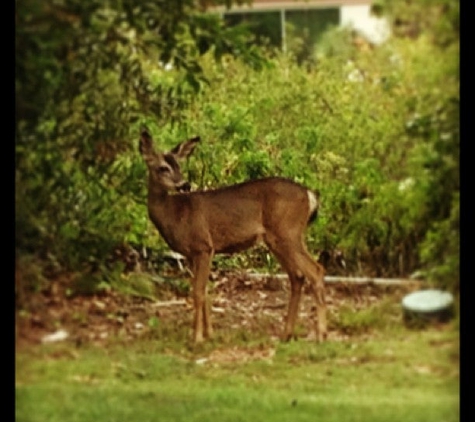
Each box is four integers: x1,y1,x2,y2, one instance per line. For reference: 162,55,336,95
190,252,212,344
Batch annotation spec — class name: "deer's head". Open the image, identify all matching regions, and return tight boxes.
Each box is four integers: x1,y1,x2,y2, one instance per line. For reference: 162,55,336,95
139,127,200,193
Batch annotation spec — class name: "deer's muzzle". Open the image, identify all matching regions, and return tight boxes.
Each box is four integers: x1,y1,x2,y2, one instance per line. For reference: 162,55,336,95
176,181,191,192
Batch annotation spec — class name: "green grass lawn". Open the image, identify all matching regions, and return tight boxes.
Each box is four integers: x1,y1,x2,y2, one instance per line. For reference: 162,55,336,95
16,325,459,422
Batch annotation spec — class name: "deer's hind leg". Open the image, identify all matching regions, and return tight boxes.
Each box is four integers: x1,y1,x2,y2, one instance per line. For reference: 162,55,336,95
299,251,327,342
283,270,305,341
265,235,327,342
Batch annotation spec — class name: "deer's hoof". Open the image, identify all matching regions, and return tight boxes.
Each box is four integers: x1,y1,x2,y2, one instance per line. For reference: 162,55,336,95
193,335,204,344
282,333,297,343
317,331,328,343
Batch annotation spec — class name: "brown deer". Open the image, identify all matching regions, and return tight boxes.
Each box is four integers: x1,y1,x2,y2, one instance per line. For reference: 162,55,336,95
139,127,326,343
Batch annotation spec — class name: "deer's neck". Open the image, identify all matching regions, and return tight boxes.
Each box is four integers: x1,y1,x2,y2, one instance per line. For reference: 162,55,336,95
147,183,188,254
147,174,169,199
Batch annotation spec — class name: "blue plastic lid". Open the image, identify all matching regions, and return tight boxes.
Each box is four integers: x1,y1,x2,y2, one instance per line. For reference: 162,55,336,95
402,289,454,313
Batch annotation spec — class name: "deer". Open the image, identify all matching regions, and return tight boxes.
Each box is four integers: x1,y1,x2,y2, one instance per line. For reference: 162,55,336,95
139,127,327,344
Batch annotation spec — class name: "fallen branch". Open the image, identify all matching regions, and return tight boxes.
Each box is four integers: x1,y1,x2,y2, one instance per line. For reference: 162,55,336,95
245,272,419,286
325,276,418,286
151,299,188,308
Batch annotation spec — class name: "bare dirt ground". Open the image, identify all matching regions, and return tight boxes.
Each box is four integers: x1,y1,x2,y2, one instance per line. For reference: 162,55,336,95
16,268,419,355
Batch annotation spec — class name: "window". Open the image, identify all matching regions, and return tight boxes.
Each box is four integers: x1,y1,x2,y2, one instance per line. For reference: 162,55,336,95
223,7,340,51
224,11,282,47
286,8,340,46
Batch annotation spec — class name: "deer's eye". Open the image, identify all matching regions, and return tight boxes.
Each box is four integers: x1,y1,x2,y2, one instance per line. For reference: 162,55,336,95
157,165,170,173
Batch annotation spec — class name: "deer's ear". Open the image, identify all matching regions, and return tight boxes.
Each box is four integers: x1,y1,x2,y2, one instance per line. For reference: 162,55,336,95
170,136,200,160
139,127,155,158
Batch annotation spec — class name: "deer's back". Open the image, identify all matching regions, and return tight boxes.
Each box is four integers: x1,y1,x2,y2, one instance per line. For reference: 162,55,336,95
191,177,316,251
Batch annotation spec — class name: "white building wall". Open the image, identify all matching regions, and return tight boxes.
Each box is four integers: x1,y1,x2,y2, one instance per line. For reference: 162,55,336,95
340,4,390,44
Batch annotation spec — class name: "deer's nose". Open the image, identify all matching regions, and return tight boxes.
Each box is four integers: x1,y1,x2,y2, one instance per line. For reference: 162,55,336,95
176,181,191,192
